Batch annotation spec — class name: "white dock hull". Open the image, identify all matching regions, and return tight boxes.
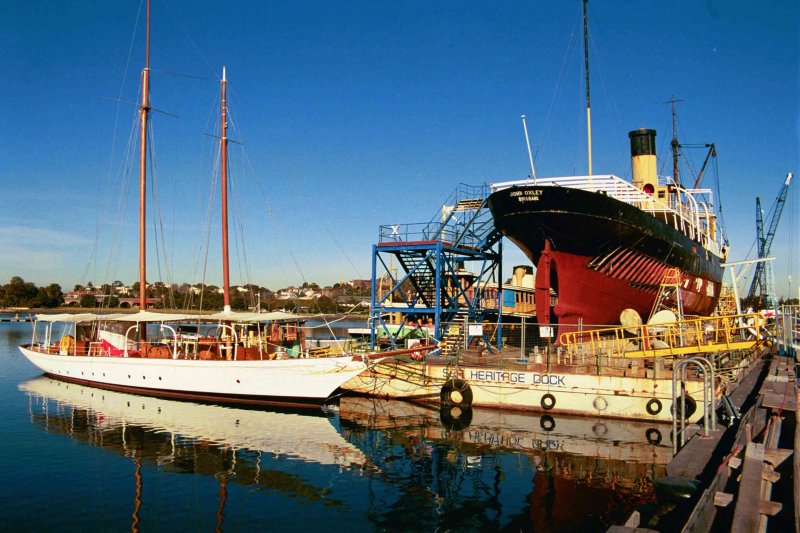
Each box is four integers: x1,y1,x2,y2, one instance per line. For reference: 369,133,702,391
19,345,367,405
343,360,712,423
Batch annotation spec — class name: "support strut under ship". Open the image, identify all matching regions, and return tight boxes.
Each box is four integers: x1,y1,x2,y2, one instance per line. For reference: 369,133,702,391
487,128,726,337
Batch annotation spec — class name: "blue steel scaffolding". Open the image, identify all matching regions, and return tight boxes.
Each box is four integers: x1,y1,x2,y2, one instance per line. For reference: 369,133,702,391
370,183,503,349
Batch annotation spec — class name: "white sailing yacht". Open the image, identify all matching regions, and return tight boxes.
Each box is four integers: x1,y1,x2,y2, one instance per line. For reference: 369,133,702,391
18,1,418,407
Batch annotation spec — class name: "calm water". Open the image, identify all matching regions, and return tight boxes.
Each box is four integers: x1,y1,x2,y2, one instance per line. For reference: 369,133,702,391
1,318,668,531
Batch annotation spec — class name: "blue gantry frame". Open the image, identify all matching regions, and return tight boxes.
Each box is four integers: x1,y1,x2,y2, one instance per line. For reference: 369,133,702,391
369,183,505,350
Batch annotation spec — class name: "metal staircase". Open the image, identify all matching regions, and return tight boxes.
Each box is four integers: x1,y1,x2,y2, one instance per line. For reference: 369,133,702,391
370,183,503,348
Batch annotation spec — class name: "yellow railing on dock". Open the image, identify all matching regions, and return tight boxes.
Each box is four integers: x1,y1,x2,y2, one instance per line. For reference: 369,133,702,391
559,313,765,359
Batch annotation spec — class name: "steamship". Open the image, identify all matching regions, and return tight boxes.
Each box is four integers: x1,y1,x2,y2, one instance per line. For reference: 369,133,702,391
487,128,727,335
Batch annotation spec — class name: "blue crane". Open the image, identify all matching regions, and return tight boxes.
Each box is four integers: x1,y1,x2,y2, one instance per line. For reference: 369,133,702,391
747,172,793,307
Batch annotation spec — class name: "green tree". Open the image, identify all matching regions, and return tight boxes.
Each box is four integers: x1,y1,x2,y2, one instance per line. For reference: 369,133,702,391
44,283,64,307
32,284,63,308
3,276,38,307
79,294,97,308
315,296,338,313
231,293,248,311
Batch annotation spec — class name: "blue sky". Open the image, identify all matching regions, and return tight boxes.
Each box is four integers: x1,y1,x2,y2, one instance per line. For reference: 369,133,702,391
1,1,798,298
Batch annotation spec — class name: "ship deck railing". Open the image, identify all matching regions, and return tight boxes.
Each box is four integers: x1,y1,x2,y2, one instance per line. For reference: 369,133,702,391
376,223,490,251
558,312,766,360
377,183,497,250
491,175,724,257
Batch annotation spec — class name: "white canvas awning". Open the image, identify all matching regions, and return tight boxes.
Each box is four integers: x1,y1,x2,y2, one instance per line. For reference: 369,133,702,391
97,311,205,323
33,310,302,325
205,311,303,323
34,313,98,324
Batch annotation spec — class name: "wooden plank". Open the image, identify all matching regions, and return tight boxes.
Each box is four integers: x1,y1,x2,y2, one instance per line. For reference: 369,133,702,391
761,390,797,411
714,492,734,507
731,442,765,533
762,468,780,483
623,510,640,528
758,501,782,516
764,448,793,468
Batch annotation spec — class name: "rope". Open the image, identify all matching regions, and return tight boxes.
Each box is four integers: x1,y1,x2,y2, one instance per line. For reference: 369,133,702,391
537,4,581,172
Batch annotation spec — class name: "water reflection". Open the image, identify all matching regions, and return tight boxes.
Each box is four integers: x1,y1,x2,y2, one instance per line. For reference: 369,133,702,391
19,377,670,531
20,377,366,530
337,398,670,531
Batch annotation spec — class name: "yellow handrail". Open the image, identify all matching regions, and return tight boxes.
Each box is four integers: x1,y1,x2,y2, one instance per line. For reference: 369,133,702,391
558,312,764,359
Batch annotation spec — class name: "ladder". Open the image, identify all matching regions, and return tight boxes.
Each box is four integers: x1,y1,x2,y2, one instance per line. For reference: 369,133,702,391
649,268,685,321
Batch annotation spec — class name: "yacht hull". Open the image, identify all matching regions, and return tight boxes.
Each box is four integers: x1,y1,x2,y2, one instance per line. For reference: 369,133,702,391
19,345,367,408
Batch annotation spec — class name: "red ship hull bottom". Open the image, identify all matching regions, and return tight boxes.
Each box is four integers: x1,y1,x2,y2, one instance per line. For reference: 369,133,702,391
535,245,720,338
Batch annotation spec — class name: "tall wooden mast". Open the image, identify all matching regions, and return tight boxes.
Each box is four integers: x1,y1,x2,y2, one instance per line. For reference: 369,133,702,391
138,0,151,310
220,67,231,312
583,0,593,176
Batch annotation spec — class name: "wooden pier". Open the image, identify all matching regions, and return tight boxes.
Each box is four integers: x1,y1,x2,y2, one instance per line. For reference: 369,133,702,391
612,352,798,532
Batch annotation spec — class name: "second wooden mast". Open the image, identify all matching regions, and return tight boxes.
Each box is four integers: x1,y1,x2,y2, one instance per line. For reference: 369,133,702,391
138,0,151,310
220,67,231,312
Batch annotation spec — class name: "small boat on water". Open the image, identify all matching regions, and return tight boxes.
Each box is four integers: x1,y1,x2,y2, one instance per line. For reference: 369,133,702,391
17,0,425,407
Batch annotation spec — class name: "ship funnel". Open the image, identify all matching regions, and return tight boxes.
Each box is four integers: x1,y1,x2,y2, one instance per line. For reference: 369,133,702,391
628,128,657,194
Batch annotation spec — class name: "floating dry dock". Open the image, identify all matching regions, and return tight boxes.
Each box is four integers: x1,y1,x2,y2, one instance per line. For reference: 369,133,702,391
344,312,768,423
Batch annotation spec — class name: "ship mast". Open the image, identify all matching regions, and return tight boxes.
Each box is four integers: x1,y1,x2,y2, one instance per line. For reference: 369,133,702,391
583,0,593,176
220,66,231,312
138,0,151,311
668,95,683,187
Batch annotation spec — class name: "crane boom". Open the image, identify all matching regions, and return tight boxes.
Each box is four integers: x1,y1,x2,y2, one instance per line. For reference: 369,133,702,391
747,197,766,299
746,172,793,305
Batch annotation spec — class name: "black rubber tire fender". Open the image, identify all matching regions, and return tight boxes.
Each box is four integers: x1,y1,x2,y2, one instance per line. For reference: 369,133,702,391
541,393,556,411
440,378,473,408
671,395,697,420
646,398,663,416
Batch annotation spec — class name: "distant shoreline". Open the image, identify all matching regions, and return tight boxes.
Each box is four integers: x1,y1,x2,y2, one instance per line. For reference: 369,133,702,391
1,307,369,321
